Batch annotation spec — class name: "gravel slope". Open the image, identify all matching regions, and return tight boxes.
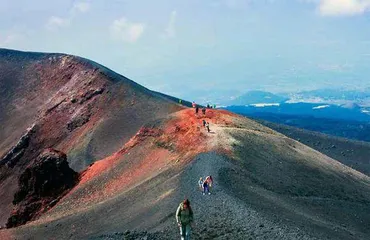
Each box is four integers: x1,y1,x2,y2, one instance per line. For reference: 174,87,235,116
90,152,320,240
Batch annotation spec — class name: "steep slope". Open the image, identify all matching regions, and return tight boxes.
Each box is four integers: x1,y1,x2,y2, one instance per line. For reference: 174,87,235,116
0,48,182,226
4,108,370,240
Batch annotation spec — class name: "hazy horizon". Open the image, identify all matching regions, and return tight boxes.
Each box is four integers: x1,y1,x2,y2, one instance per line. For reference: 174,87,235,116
1,0,370,100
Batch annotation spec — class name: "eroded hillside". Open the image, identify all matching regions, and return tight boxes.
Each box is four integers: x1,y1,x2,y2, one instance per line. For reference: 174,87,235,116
0,49,182,227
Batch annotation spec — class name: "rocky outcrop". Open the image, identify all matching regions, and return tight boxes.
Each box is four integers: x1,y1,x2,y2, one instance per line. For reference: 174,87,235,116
0,124,36,167
6,149,78,228
79,87,105,104
67,113,91,131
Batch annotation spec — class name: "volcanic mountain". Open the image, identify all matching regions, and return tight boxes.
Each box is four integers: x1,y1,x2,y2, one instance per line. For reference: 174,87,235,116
1,49,370,240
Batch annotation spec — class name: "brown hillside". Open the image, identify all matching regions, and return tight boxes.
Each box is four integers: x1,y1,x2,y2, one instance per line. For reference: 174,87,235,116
0,48,182,227
2,108,369,240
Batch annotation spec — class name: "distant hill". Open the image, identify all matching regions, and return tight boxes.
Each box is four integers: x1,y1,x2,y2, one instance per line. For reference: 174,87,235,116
225,102,370,122
225,103,370,143
227,90,288,106
287,88,370,106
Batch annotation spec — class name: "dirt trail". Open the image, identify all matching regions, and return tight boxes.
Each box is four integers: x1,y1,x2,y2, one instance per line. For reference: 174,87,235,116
88,152,320,240
172,152,320,240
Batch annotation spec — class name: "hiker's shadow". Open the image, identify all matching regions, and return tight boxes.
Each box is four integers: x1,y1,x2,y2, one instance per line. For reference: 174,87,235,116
208,131,216,134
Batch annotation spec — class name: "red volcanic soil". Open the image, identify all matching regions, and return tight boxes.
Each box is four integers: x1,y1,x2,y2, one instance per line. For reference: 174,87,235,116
2,102,370,239
0,49,183,227
38,108,235,222
0,50,237,231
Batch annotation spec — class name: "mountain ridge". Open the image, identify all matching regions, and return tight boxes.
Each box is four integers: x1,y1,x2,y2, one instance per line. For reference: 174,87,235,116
1,49,370,239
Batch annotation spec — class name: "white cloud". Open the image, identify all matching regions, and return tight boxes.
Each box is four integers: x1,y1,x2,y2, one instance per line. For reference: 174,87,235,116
71,2,90,13
110,17,145,43
0,34,17,47
46,16,70,31
45,2,90,31
163,10,177,38
318,0,370,16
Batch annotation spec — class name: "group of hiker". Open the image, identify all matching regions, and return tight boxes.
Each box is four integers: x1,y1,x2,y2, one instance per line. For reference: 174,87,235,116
192,101,215,115
198,175,213,195
174,101,216,240
202,119,210,133
191,101,212,133
176,175,214,240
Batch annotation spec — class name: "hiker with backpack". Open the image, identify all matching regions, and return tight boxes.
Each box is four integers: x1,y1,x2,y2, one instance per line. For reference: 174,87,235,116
176,199,194,240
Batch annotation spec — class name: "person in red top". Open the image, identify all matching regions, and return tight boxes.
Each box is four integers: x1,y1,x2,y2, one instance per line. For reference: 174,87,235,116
205,175,213,189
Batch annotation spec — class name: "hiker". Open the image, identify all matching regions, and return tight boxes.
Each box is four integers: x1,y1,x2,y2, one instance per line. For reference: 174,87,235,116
205,175,213,189
195,106,199,114
202,119,206,127
198,177,203,191
205,122,210,132
179,99,182,104
203,179,210,195
202,107,206,115
192,101,196,108
176,199,194,240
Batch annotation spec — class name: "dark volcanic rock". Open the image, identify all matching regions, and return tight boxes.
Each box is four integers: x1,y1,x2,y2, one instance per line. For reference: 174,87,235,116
6,148,78,228
67,114,91,131
0,124,36,167
79,87,105,104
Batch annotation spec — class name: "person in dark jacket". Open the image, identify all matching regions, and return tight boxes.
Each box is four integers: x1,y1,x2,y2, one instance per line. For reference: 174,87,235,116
176,199,194,240
205,122,210,133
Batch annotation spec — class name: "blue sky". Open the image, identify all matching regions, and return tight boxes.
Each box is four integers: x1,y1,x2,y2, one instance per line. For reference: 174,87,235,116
1,0,370,102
